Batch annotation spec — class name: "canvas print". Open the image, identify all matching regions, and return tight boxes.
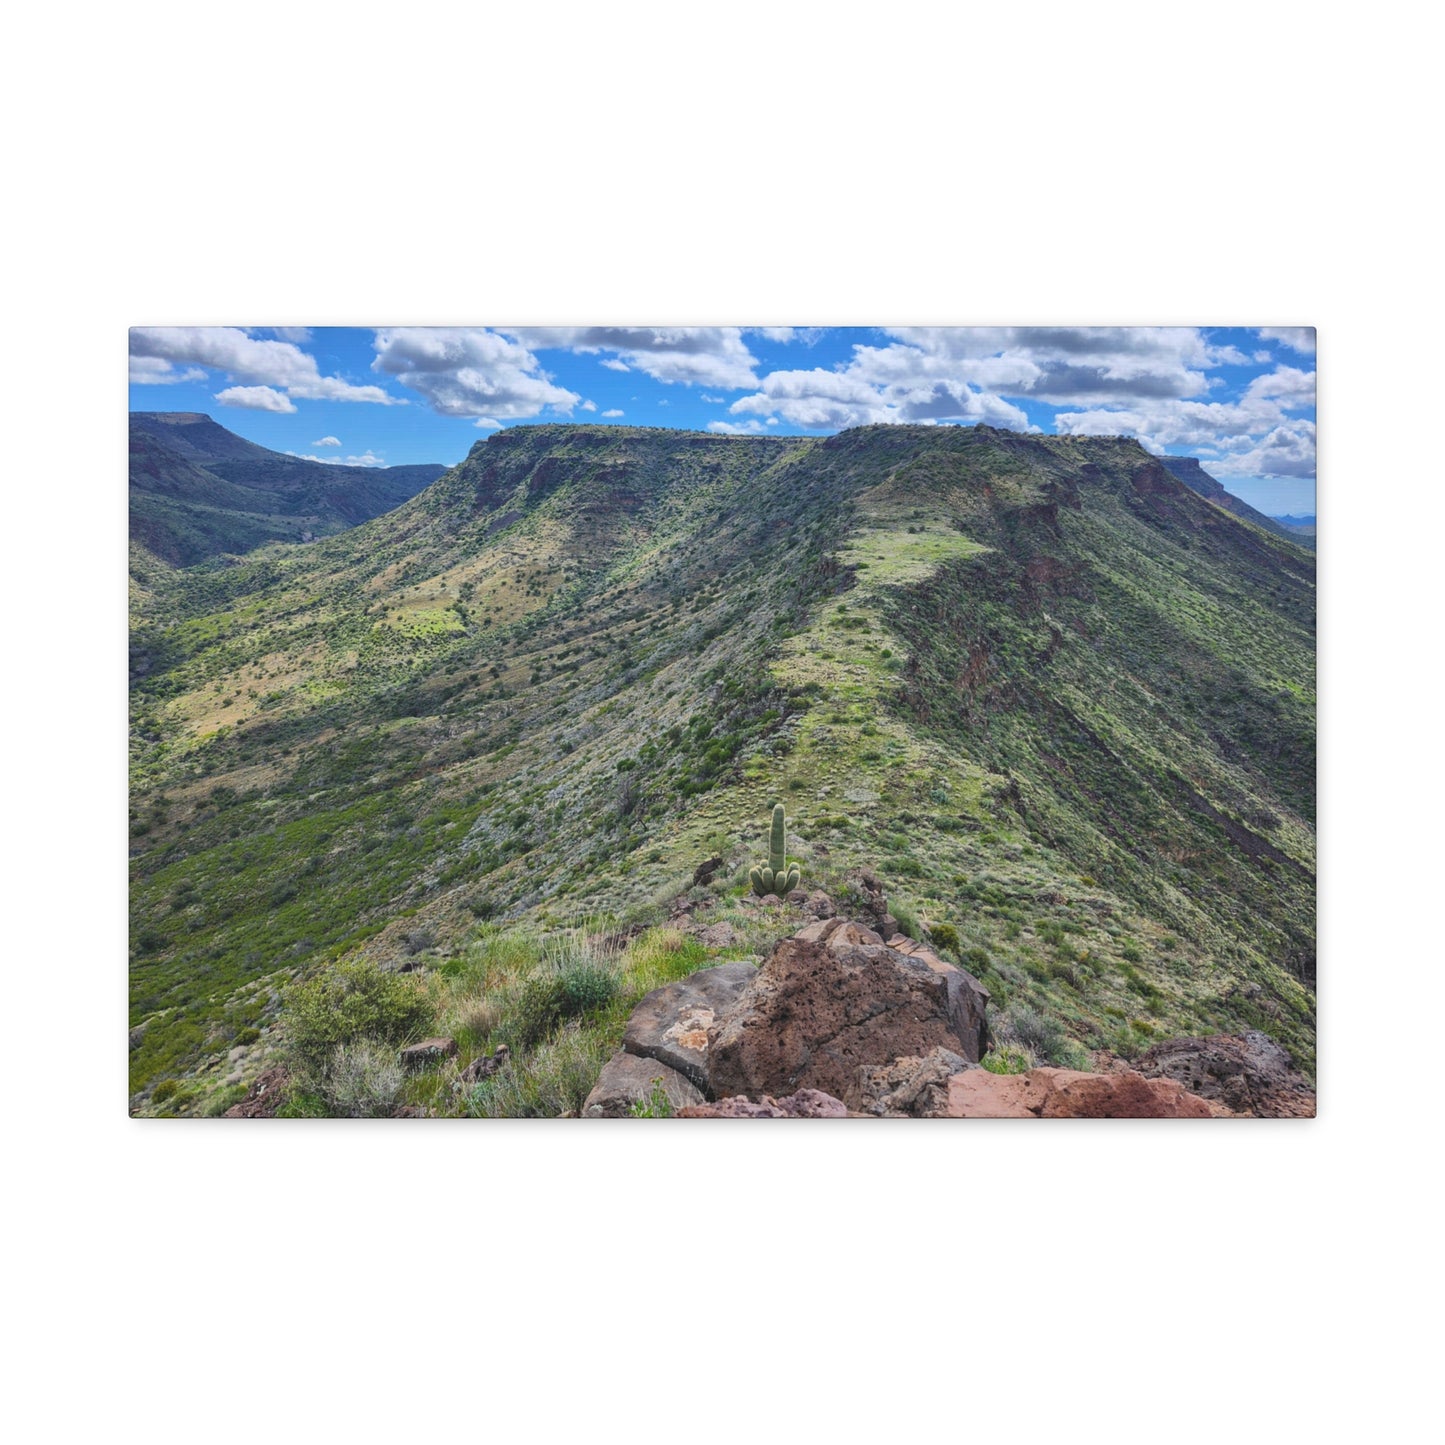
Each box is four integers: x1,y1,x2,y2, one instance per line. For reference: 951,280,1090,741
128,327,1317,1118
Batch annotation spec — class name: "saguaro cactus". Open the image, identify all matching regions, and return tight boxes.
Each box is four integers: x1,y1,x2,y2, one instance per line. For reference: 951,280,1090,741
750,803,801,897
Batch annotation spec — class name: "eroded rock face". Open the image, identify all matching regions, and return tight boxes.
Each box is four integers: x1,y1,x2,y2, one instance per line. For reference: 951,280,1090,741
678,1089,848,1119
583,1052,705,1118
622,961,758,1091
943,1067,1213,1118
845,1047,975,1117
1135,1031,1315,1117
705,931,991,1100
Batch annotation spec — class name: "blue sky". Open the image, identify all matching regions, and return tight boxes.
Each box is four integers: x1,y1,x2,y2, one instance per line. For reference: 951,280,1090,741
129,326,1317,515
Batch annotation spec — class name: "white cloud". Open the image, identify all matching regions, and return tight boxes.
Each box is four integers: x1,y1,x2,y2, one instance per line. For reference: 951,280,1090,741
215,385,296,413
129,355,207,385
731,363,1034,432
135,329,392,403
601,409,624,418
1257,327,1316,354
371,328,579,419
601,358,631,372
286,449,388,468
1202,423,1317,479
707,418,772,434
579,399,597,411
1245,365,1316,409
700,394,725,404
312,435,342,447
505,327,761,389
130,327,398,404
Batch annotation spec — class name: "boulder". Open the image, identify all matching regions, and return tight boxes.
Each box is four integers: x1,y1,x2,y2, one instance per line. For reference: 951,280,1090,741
678,1089,848,1119
845,1047,975,1117
583,1052,706,1118
705,929,991,1100
697,921,738,949
942,1067,1213,1118
622,961,758,1091
458,1044,510,1087
400,1037,457,1070
1135,1031,1315,1117
692,856,724,887
803,890,837,919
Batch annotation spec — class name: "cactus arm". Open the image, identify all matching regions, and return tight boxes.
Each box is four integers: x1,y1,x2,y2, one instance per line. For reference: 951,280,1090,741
769,803,786,873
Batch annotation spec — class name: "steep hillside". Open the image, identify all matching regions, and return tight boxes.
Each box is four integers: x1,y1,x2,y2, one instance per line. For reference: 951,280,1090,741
1158,455,1314,550
129,412,446,566
127,424,1316,1113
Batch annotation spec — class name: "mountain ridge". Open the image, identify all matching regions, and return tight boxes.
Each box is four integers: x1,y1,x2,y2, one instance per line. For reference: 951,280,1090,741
129,411,447,568
128,422,1315,1114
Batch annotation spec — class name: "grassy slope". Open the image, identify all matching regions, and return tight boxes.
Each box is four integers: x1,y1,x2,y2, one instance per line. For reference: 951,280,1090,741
128,424,1316,1112
128,415,445,567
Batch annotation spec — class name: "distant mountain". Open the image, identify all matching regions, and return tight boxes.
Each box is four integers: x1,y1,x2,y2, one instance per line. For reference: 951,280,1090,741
129,412,446,568
1271,514,1316,539
1157,456,1314,550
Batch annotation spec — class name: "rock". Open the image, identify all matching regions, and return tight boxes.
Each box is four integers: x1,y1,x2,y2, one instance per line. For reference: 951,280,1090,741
458,1044,510,1087
706,928,991,1100
804,890,836,919
400,1037,457,1070
622,961,758,1091
786,888,808,905
942,1067,1213,1118
760,893,782,906
846,1047,975,1117
692,856,724,887
1135,1031,1315,1117
583,1052,706,1118
697,921,738,949
678,1089,848,1119
223,1067,291,1118
792,918,883,949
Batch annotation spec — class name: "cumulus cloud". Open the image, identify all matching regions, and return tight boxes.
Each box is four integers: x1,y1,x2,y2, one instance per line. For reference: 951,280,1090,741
129,355,207,385
1245,365,1316,409
707,418,772,434
730,361,1033,433
130,327,398,404
286,449,388,468
312,435,341,447
505,327,761,389
1257,327,1316,354
1202,423,1317,479
215,385,296,413
371,328,579,420
601,408,624,418
579,399,597,411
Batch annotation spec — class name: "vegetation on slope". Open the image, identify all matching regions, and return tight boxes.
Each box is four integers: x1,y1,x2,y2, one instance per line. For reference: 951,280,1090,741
127,424,1316,1115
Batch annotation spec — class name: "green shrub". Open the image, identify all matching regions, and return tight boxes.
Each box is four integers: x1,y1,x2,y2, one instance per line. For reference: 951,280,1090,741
628,1077,677,1118
283,959,433,1072
928,922,959,953
504,959,619,1049
891,900,918,940
983,1044,1032,1075
234,1026,261,1046
151,1079,179,1104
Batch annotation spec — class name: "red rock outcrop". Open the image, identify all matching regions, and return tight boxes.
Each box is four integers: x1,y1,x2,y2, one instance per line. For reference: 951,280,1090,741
943,1067,1213,1118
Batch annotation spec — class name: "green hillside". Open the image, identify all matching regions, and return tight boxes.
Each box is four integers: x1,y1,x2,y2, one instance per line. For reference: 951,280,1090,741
129,412,446,567
127,424,1316,1114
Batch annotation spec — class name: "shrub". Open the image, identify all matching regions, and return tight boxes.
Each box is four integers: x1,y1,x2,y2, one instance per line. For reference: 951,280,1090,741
503,954,619,1049
982,1044,1032,1075
283,959,433,1072
315,1040,405,1118
468,1024,612,1118
891,900,919,940
151,1079,179,1104
927,922,959,953
1002,1004,1069,1064
234,1026,261,1045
